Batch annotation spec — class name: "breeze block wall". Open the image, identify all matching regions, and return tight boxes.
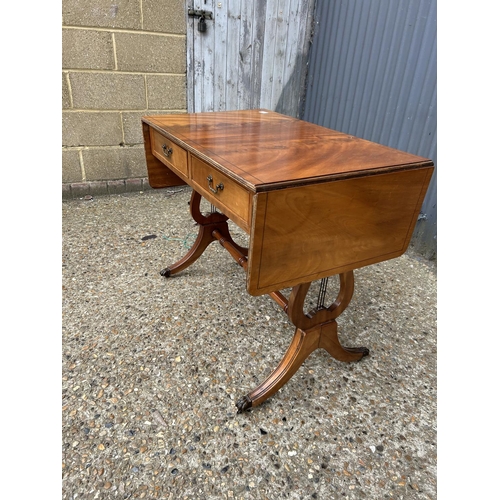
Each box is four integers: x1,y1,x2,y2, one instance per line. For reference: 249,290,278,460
62,0,187,199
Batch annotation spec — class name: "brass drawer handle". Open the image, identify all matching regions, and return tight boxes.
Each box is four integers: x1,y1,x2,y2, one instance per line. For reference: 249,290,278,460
207,175,224,194
162,144,173,157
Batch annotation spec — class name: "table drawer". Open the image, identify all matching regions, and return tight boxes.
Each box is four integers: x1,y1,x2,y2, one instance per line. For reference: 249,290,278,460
190,155,252,229
151,129,188,177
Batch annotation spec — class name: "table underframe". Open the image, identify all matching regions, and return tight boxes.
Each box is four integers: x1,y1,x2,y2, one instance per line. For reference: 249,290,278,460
161,189,369,412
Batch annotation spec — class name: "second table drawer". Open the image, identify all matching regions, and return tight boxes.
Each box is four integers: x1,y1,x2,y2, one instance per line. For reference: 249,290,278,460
190,155,252,229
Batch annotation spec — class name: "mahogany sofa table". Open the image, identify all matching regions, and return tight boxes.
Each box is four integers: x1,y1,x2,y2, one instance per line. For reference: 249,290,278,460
141,109,434,413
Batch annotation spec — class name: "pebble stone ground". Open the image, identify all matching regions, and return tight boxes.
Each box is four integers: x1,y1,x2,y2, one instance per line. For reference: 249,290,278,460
62,186,437,500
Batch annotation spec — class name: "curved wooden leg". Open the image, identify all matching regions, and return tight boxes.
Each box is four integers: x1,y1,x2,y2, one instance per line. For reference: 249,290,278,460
161,189,247,277
160,222,217,277
236,326,319,413
236,272,369,412
236,320,369,413
318,321,369,361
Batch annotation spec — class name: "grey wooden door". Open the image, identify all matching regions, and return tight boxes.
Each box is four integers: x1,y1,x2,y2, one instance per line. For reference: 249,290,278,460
186,0,315,117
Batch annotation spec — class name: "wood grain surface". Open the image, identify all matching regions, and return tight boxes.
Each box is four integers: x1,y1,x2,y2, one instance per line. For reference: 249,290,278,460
246,167,433,295
143,110,433,191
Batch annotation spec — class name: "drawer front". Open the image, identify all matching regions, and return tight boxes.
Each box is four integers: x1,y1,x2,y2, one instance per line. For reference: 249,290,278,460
190,155,252,229
151,129,188,177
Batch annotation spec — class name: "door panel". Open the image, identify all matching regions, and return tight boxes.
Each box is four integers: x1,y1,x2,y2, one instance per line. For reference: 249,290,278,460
186,0,315,117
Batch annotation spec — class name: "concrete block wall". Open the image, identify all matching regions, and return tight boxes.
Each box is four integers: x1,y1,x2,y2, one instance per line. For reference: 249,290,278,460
62,0,187,199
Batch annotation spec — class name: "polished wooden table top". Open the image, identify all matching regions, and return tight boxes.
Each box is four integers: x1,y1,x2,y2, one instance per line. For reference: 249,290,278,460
143,109,433,191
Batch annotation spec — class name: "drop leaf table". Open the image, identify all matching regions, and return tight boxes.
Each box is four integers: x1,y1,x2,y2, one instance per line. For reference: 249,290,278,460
141,110,434,413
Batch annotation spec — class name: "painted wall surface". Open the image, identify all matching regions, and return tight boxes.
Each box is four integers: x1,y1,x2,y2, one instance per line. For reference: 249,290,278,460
303,0,437,259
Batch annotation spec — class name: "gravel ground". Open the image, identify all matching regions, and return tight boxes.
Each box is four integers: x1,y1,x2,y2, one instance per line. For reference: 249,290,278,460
62,187,437,499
